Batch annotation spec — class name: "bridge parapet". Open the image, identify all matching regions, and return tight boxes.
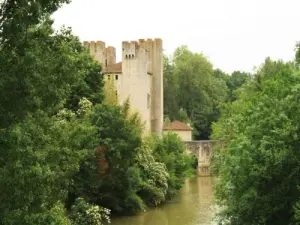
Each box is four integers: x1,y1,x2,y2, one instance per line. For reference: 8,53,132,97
183,140,220,176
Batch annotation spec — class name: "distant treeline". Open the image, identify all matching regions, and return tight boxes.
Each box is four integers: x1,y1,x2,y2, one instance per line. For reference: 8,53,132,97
163,46,251,140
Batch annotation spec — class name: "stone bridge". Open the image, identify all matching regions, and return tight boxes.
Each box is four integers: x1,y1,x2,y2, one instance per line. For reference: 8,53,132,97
184,140,221,176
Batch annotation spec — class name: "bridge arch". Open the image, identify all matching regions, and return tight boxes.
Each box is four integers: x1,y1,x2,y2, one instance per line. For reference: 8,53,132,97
183,140,219,176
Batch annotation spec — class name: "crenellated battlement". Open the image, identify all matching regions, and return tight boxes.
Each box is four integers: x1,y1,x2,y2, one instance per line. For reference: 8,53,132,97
122,38,162,48
83,39,162,62
122,41,138,59
122,38,162,60
83,41,105,52
83,40,116,66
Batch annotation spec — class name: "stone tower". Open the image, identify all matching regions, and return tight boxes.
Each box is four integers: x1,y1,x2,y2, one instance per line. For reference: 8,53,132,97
138,39,163,135
83,41,116,69
83,38,163,135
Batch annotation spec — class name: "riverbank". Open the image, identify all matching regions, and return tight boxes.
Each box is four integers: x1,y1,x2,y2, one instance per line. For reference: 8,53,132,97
111,176,215,225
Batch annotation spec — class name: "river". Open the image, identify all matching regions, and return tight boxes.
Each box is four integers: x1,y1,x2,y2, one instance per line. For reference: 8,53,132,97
111,176,215,225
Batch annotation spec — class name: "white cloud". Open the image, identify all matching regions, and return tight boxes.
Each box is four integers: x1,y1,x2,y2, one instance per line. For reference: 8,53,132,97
52,0,300,74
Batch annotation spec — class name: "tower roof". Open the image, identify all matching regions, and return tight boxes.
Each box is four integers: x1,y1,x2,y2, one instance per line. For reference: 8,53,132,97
163,120,192,131
103,62,122,73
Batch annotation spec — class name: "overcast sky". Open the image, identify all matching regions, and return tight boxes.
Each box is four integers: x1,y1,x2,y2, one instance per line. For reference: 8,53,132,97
52,0,300,74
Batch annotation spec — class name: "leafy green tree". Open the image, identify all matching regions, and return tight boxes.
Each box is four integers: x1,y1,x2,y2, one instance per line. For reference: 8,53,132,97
135,138,169,207
213,69,251,102
0,0,70,46
211,58,300,225
152,132,194,198
0,18,96,128
213,69,230,81
0,106,98,224
0,1,106,223
72,102,144,214
65,58,103,111
0,0,84,127
178,108,190,124
163,56,178,118
164,46,229,139
227,71,251,101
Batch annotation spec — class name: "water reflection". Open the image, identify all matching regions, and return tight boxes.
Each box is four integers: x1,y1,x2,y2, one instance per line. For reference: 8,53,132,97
111,176,214,225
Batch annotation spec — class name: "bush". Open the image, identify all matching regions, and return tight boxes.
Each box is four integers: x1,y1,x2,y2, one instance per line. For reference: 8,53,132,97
152,133,194,199
135,138,169,206
71,103,143,214
69,198,110,225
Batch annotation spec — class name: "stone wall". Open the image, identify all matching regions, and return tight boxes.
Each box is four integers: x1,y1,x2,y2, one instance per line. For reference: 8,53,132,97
184,140,220,176
163,130,192,141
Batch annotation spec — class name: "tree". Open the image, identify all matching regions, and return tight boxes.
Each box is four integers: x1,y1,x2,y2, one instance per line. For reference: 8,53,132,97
213,68,230,81
211,58,300,225
135,138,169,207
227,71,251,101
0,1,106,223
164,46,229,139
0,18,97,128
213,69,251,102
163,56,178,118
0,0,70,47
0,107,99,224
178,108,190,124
65,58,103,111
152,132,194,198
72,102,144,214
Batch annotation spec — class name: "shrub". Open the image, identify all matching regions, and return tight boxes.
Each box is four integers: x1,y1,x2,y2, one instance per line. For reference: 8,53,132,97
69,198,110,225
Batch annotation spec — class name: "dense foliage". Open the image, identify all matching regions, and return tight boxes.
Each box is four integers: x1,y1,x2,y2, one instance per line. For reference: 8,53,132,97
211,55,300,224
70,99,194,215
213,69,251,102
152,133,194,198
0,0,107,224
69,198,110,225
163,46,250,140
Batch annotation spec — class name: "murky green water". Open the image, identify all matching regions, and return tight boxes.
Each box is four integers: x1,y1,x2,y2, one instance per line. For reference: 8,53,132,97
111,176,215,225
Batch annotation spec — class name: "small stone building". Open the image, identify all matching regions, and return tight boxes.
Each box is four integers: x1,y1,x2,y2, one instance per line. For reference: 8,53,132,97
163,120,193,141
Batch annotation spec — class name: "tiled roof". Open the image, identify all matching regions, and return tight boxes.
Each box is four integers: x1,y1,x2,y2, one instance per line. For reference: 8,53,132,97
163,120,192,131
103,62,122,73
